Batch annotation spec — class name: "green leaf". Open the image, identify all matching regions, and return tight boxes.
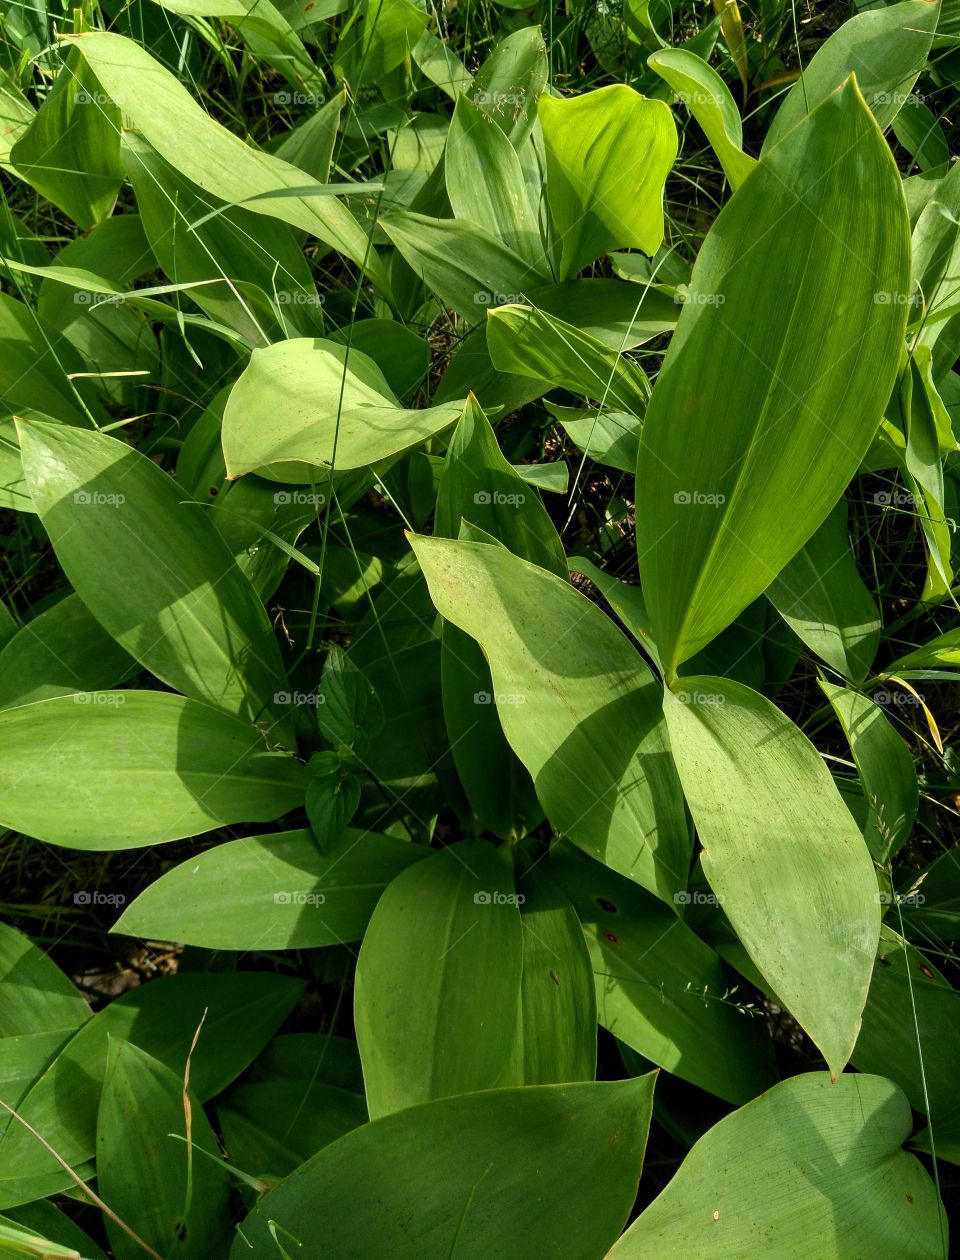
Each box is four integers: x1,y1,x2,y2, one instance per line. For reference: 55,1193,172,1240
114,829,425,949
853,927,960,1155
636,79,910,674
445,95,546,271
355,841,523,1118
0,1202,106,1260
471,26,548,146
487,303,650,416
539,85,676,279
436,397,566,574
381,210,546,320
221,338,464,478
64,30,387,292
435,398,560,839
96,1039,232,1259
0,290,105,429
548,403,641,474
316,645,384,753
763,1,940,152
0,692,306,849
663,677,880,1076
410,535,690,903
230,1076,656,1259
0,921,89,1037
19,419,294,740
0,593,131,708
217,1079,366,1180
821,681,919,863
0,972,301,1208
9,52,123,229
766,500,881,683
305,772,361,854
541,842,776,1103
512,867,598,1084
610,1073,946,1258
153,0,323,93
647,49,756,189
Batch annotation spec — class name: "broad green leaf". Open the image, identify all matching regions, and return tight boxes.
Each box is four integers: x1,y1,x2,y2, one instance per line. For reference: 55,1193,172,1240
218,1078,366,1180
647,49,756,188
436,397,566,575
381,210,546,320
316,645,384,753
335,0,428,81
548,403,641,474
889,626,960,673
230,1076,656,1259
19,419,293,738
410,535,691,903
252,1033,364,1094
0,692,306,849
0,1031,73,1118
821,682,918,863
568,555,659,666
853,928,960,1155
0,291,105,429
115,828,424,948
412,30,473,102
637,80,910,674
123,133,322,346
663,677,880,1076
766,500,881,683
153,0,322,92
0,1202,106,1260
64,30,387,292
0,593,131,708
9,53,122,229
487,303,650,416
410,536,690,902
511,867,597,1084
893,96,950,173
0,921,89,1037
355,841,523,1118
542,842,776,1103
305,771,360,854
435,398,560,840
539,85,677,279
221,338,464,478
445,95,546,270
764,1,940,152
0,972,301,1207
97,1039,232,1259
610,1073,946,1258
471,26,547,146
